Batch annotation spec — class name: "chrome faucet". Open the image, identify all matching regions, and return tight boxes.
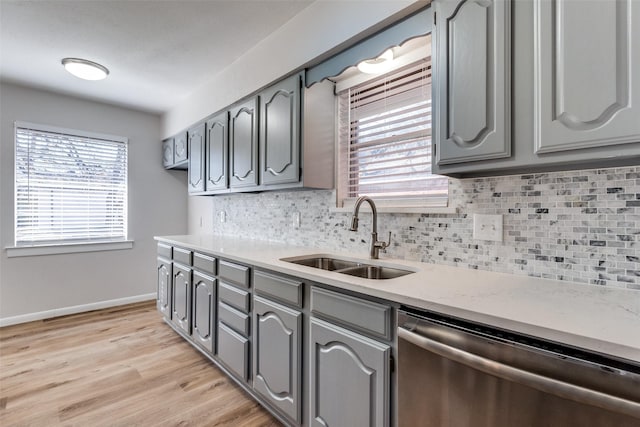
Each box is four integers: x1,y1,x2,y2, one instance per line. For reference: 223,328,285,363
349,196,391,259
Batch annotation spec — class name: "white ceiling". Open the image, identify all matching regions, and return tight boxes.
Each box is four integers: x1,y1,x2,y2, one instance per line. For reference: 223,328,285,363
0,0,315,114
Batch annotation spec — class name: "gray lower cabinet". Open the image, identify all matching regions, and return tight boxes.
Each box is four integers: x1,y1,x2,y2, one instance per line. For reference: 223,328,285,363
433,0,511,165
253,295,302,424
260,73,301,186
309,317,390,427
230,97,259,189
191,271,216,354
218,321,250,381
188,123,206,194
171,263,191,335
156,257,172,320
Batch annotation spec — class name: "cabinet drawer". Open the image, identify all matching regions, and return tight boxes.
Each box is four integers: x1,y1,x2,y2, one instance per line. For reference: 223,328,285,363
218,301,250,336
219,260,250,288
157,243,172,260
193,252,216,275
311,287,392,341
218,282,250,313
254,270,302,308
218,322,249,381
173,247,192,266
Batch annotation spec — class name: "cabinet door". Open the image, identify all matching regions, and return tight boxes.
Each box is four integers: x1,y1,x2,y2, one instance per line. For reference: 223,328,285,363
218,322,250,381
434,0,511,165
162,138,174,168
206,111,228,191
534,0,640,153
260,74,300,186
229,97,259,189
157,258,172,319
253,296,302,423
171,264,191,335
191,272,216,354
309,317,390,427
174,132,188,164
188,123,206,194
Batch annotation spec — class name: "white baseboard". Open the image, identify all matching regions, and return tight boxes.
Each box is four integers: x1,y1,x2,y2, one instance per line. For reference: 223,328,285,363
0,293,157,327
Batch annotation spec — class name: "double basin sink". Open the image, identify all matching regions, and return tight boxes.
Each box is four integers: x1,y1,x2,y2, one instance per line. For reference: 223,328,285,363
282,255,414,280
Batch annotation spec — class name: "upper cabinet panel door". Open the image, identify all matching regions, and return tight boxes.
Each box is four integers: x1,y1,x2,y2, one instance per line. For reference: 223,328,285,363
534,0,640,153
206,111,229,191
162,138,174,168
260,74,301,186
434,0,511,165
188,123,206,194
230,97,259,189
174,132,188,164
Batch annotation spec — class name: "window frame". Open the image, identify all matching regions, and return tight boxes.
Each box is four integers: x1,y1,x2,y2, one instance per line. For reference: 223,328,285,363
334,54,449,212
8,121,132,256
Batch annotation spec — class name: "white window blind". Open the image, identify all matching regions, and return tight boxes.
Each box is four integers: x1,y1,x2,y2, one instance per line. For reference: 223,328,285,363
15,123,128,246
337,58,448,206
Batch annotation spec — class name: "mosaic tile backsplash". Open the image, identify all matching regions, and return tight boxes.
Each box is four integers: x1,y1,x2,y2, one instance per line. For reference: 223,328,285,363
204,165,640,290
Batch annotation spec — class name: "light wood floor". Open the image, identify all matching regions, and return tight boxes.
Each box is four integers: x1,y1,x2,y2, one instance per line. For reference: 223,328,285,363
0,301,280,426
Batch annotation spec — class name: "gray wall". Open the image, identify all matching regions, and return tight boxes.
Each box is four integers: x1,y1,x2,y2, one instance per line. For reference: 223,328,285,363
0,82,187,322
189,166,640,291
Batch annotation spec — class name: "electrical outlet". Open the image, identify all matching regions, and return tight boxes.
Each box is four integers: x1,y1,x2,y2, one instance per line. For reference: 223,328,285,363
473,214,503,242
219,210,227,223
292,211,301,229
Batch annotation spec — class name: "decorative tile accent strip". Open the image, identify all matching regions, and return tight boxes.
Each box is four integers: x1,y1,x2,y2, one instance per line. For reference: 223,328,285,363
208,166,640,290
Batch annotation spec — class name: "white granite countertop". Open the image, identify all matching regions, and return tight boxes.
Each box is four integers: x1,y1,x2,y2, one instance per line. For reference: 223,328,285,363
155,234,640,364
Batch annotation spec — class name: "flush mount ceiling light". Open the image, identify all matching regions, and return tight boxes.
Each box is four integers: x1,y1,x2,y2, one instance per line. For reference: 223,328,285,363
61,58,109,81
357,49,395,74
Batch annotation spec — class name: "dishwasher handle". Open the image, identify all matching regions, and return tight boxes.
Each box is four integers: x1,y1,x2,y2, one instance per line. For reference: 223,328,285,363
398,326,640,420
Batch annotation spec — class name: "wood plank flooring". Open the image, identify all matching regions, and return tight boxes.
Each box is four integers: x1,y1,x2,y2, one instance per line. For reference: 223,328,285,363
0,301,281,426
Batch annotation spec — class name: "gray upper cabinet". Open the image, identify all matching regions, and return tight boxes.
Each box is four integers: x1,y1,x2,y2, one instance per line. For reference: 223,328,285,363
434,0,511,165
191,271,216,354
260,73,301,186
174,132,188,164
162,138,174,168
206,111,229,192
157,258,172,320
171,263,191,335
309,317,390,427
230,97,259,189
533,0,640,154
162,132,188,170
253,296,302,424
433,0,640,177
188,123,206,194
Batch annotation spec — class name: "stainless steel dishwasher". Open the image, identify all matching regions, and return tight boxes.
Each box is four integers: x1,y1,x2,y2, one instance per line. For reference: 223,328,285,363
397,308,640,427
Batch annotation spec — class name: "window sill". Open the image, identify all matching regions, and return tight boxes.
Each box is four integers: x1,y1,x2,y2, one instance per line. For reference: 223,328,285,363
5,240,134,258
330,206,456,214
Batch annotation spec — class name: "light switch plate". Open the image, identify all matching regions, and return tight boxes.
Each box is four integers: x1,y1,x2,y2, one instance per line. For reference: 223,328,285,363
292,211,301,229
473,214,503,242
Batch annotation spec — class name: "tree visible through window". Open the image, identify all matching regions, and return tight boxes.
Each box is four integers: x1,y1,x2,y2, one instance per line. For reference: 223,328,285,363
337,57,448,208
14,123,128,245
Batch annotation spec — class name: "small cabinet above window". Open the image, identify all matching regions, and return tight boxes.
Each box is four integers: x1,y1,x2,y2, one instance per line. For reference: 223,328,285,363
162,131,188,170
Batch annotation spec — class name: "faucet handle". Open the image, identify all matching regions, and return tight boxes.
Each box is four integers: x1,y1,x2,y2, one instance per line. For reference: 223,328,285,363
381,231,392,252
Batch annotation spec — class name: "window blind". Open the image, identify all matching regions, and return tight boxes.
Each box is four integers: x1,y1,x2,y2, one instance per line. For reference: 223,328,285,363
337,58,448,205
15,124,128,245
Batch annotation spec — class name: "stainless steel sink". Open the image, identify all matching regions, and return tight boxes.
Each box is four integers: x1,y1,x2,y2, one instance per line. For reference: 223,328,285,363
286,257,362,271
338,265,413,279
281,255,414,280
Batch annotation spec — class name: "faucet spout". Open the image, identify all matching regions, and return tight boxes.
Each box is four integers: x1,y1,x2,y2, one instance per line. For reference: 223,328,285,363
349,196,390,259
